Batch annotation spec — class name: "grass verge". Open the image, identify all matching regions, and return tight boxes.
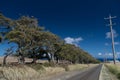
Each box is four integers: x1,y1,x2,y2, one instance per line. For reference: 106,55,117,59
106,64,120,80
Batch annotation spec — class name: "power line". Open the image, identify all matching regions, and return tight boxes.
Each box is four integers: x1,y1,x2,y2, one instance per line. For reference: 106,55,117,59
104,14,116,64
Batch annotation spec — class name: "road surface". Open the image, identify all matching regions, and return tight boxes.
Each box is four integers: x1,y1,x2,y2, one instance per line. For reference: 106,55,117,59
67,64,102,80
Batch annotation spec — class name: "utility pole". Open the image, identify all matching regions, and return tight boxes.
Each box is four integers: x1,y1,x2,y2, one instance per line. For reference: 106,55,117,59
104,14,116,64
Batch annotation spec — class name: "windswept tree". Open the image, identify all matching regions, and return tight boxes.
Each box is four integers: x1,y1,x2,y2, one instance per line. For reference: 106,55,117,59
0,13,13,28
5,31,26,63
57,44,79,63
1,13,99,65
3,47,14,65
56,44,99,64
0,13,13,42
26,31,63,63
5,16,44,63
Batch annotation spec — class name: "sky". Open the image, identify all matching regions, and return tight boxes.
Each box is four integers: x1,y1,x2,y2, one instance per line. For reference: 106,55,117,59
0,0,120,59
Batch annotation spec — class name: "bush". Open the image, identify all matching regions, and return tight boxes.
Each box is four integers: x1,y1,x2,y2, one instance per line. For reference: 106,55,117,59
43,62,55,67
117,72,120,79
27,64,44,71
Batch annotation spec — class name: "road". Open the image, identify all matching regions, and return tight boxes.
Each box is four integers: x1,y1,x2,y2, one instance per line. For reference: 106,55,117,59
67,64,102,80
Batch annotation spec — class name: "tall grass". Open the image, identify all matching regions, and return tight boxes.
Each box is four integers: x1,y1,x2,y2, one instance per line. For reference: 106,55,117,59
0,64,94,80
0,65,40,80
0,64,65,80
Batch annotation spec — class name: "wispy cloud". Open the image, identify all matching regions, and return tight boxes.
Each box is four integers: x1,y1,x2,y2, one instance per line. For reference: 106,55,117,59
105,42,120,46
114,42,120,45
105,43,109,46
64,37,83,46
98,52,113,56
116,52,120,55
108,53,112,56
106,29,118,39
98,53,102,55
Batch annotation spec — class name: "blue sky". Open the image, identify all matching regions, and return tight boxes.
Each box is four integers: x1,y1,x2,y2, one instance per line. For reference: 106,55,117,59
0,0,120,59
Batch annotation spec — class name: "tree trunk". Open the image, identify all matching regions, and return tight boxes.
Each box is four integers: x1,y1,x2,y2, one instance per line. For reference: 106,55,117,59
3,55,8,65
51,53,55,66
18,55,25,64
56,57,59,63
31,58,37,63
51,53,55,62
46,53,51,62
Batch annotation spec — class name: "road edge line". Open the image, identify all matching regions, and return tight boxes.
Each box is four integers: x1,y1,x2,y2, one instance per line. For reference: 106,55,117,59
99,64,103,80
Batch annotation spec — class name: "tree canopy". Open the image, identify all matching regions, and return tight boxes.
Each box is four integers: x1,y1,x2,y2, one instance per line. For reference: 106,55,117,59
0,13,99,64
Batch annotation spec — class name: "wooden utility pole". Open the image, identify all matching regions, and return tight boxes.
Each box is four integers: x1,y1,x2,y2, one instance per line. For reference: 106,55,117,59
104,14,116,64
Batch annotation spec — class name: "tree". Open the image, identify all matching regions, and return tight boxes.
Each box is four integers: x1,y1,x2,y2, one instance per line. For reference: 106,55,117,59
0,14,64,64
0,13,13,27
0,13,13,42
5,16,44,63
56,43,99,64
37,31,63,63
3,47,13,65
5,31,26,63
4,16,48,63
26,31,63,63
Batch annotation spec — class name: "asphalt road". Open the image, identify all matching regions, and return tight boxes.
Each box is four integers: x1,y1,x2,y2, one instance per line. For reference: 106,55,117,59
67,64,102,80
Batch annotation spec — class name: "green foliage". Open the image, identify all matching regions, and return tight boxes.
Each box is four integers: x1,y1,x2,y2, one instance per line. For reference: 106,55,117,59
0,13,98,65
106,65,118,74
57,44,98,64
0,13,13,27
117,72,120,79
6,31,24,42
106,65,120,79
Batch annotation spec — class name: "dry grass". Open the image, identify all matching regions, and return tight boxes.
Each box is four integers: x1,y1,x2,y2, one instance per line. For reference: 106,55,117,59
0,65,66,80
0,66,40,80
68,64,98,71
0,61,98,80
68,64,88,71
40,67,66,80
44,67,65,75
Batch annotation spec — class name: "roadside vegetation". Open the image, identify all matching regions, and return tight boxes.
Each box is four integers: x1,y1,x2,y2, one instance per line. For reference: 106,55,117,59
106,64,120,80
0,63,95,80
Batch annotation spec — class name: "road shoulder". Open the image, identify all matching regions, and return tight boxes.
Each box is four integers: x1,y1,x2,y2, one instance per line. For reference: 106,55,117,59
99,64,118,80
46,64,99,80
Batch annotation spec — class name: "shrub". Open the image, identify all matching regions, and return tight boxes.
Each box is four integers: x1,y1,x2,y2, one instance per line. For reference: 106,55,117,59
117,72,120,79
27,63,44,71
43,62,55,67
